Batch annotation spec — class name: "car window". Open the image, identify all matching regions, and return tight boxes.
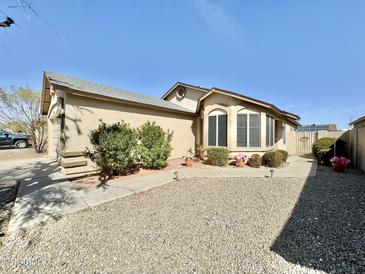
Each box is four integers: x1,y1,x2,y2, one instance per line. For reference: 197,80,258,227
0,130,9,136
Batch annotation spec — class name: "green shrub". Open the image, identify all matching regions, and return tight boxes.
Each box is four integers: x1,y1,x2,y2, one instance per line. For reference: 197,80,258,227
86,121,137,175
249,154,261,168
276,149,289,162
207,147,229,166
312,137,347,165
262,151,284,168
136,121,173,168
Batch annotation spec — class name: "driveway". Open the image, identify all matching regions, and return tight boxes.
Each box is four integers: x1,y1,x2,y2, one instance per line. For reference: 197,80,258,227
0,167,363,273
0,147,47,163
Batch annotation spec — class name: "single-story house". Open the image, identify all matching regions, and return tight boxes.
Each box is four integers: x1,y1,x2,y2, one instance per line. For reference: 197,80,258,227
40,71,300,177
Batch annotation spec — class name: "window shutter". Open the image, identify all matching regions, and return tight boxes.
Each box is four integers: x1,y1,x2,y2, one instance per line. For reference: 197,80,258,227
208,116,217,146
218,114,227,146
249,114,260,147
237,114,247,147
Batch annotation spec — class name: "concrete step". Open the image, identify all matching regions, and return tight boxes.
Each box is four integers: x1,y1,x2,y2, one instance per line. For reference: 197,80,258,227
60,156,88,168
60,151,85,158
61,165,99,179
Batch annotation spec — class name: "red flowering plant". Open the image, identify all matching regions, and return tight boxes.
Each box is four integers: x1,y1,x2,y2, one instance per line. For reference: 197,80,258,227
234,153,247,167
330,156,350,172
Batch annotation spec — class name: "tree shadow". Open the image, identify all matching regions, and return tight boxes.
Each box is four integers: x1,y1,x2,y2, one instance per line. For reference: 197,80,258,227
0,160,81,232
271,168,365,273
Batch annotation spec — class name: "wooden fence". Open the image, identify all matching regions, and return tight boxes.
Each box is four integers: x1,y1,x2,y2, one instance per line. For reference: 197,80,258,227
287,130,348,156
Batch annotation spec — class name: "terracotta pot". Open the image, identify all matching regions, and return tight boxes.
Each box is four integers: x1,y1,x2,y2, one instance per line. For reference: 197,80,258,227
332,163,345,172
236,159,245,167
185,158,193,167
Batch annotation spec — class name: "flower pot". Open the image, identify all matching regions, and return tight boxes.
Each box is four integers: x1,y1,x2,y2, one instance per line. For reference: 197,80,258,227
332,163,345,172
236,159,245,167
185,158,193,167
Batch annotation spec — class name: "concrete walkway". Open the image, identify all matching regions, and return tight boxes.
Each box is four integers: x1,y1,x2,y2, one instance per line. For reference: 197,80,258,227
6,156,316,233
0,159,88,233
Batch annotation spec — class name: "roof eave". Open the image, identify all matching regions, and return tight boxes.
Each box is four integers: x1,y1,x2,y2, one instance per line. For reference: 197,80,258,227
51,84,196,116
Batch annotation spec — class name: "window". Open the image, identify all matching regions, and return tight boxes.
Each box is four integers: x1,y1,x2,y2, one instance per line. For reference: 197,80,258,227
266,116,275,147
237,110,260,147
282,123,286,145
208,110,227,147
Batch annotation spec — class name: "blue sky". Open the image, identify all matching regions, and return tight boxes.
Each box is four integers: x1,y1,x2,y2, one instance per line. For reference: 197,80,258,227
1,0,364,129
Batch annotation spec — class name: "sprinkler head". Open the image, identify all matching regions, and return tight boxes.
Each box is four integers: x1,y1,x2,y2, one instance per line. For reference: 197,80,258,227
270,169,275,178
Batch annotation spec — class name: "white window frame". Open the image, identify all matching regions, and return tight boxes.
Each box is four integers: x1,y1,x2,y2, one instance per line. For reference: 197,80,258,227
237,109,261,148
208,109,227,147
266,115,275,147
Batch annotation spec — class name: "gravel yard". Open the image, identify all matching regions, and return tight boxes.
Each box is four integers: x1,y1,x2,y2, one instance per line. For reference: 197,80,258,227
0,168,364,273
0,181,18,240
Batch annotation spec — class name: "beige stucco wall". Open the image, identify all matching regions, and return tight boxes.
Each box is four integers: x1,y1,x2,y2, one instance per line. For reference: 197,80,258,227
200,93,291,155
63,93,196,159
165,87,206,112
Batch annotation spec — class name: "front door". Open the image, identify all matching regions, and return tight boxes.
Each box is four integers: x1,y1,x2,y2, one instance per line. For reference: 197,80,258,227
0,130,12,146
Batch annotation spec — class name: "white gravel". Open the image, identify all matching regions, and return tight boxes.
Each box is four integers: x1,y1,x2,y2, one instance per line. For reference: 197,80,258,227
0,168,363,273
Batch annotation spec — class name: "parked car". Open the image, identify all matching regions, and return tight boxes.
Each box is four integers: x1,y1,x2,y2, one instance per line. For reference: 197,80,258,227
0,129,28,148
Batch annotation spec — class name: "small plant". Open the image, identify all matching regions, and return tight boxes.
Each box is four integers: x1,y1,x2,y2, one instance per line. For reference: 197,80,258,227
136,121,173,169
234,153,247,161
184,148,194,167
249,154,261,168
207,147,229,166
234,153,247,167
276,149,289,162
262,151,284,168
184,148,194,160
312,137,347,165
330,156,350,172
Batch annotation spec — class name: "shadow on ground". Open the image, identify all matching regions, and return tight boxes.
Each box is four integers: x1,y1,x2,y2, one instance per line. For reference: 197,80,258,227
271,167,365,273
1,160,77,232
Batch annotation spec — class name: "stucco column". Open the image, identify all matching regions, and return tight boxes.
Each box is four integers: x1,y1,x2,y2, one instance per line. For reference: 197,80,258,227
227,107,235,150
202,109,208,149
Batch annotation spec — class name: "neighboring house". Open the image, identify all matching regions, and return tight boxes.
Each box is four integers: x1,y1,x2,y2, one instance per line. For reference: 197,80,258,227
349,115,365,172
297,124,337,132
40,72,300,177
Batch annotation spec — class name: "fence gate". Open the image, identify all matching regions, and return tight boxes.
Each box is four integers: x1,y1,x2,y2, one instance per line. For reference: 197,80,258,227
287,131,317,156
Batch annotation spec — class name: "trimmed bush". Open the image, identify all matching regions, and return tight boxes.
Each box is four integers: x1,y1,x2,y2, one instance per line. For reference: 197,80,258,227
136,121,173,169
249,154,261,168
312,137,347,165
86,121,137,175
262,151,284,168
207,147,229,166
276,149,289,162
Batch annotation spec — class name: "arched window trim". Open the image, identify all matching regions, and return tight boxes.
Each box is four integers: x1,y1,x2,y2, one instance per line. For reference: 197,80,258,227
208,109,227,147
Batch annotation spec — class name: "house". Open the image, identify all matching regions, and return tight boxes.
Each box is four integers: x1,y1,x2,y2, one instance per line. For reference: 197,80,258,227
297,124,337,132
40,72,300,177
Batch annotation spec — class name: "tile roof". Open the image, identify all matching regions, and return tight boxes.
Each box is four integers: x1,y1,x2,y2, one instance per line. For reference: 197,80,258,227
45,71,195,114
